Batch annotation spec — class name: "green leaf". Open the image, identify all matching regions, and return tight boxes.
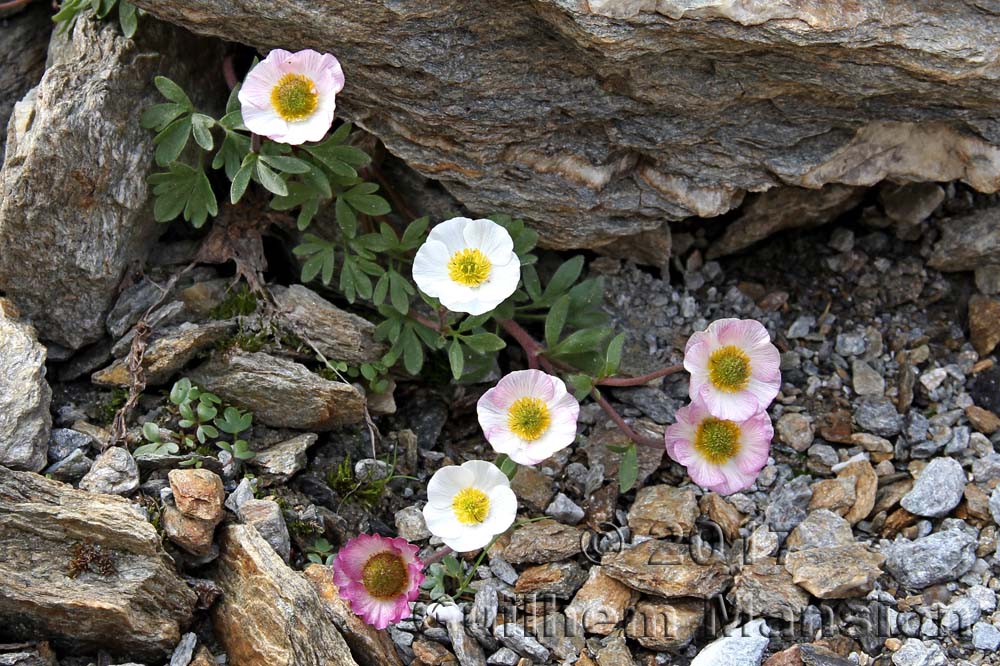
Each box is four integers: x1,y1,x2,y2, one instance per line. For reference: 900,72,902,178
260,154,311,174
170,378,192,404
604,332,626,376
153,76,193,110
373,272,390,306
230,154,255,204
496,453,519,480
213,130,252,180
255,160,288,196
401,327,424,375
619,444,638,492
335,197,357,238
448,339,464,380
196,402,218,421
551,327,611,356
522,265,541,302
297,199,319,231
565,374,594,401
303,138,359,178
463,332,506,353
153,116,192,167
545,293,571,350
542,256,585,303
388,271,410,315
148,163,217,228
140,103,186,131
142,422,161,442
190,113,215,151
401,217,430,249
345,193,391,217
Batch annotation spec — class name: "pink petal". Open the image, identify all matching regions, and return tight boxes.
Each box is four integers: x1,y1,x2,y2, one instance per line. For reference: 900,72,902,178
699,383,760,421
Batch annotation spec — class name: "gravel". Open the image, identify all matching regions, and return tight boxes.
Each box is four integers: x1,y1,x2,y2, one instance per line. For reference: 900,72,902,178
900,458,967,518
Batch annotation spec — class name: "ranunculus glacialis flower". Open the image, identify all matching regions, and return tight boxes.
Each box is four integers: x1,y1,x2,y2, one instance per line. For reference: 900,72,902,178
664,396,773,495
238,49,344,145
412,217,520,315
477,369,580,465
423,460,517,552
332,533,424,630
684,318,780,421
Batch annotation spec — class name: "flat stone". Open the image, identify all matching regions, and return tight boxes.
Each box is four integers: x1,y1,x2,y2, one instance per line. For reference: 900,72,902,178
976,265,1000,295
733,562,810,620
250,434,318,486
973,622,1000,651
212,525,358,666
0,16,222,349
627,485,699,537
47,428,92,463
501,520,586,565
854,397,902,437
44,448,93,482
0,301,50,471
0,466,196,658
765,475,813,532
302,565,403,666
514,561,587,599
786,510,854,551
852,360,885,396
776,413,814,452
395,505,431,541
700,493,745,542
168,469,224,523
545,493,585,525
162,505,217,557
239,499,290,562
602,539,731,599
881,182,944,227
837,459,878,525
509,465,555,512
271,285,384,364
785,544,884,599
966,406,1000,435
564,566,638,636
92,321,234,387
191,350,364,430
79,447,139,495
626,598,704,650
900,458,966,518
690,620,769,666
970,295,1000,357
883,530,977,589
493,624,549,663
807,478,856,517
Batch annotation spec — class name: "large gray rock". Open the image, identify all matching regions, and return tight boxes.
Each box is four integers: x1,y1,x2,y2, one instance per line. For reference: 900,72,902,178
929,205,1000,272
900,457,966,518
0,300,50,471
211,524,359,666
883,529,977,590
0,466,197,659
131,0,1000,249
0,17,222,350
271,285,384,364
0,3,50,161
190,350,365,430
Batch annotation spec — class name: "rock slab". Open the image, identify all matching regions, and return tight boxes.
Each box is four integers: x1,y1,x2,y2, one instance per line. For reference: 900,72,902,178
0,466,196,659
0,300,50,471
211,525,358,666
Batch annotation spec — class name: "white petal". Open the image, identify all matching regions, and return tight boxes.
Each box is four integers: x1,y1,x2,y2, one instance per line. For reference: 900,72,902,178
443,525,495,553
241,104,288,137
482,486,518,532
427,465,473,505
423,503,463,539
463,219,514,264
412,240,452,297
275,108,335,145
464,460,508,490
427,218,474,255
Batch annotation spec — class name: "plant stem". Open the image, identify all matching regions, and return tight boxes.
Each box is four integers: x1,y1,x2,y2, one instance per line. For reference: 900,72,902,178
498,318,542,370
423,545,453,566
0,0,34,11
412,312,442,332
457,536,500,592
222,54,238,90
591,389,661,449
596,364,684,387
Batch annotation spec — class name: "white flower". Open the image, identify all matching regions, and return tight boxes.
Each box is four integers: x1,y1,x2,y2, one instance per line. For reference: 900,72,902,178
412,217,520,315
477,370,580,465
422,460,517,552
238,49,345,145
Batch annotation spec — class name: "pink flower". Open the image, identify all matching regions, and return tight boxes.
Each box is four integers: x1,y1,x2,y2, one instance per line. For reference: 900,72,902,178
665,397,773,495
477,370,580,465
331,534,424,629
238,49,345,145
684,318,780,421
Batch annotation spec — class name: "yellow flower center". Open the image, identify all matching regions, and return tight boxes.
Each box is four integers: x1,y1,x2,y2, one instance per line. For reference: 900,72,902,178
361,551,408,600
270,73,319,122
507,397,551,441
447,248,492,287
452,487,490,525
694,417,742,465
708,345,751,392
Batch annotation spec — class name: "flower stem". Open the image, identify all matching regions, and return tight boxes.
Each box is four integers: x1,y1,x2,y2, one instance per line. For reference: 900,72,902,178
591,389,662,449
595,364,684,387
498,318,543,370
0,0,34,11
423,545,453,567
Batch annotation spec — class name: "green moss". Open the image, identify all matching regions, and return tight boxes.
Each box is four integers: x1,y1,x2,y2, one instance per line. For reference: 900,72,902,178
94,387,129,425
210,285,258,320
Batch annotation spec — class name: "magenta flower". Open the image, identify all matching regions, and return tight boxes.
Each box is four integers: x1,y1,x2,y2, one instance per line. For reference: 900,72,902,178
477,369,580,465
684,318,780,421
238,49,345,145
665,397,773,495
331,534,424,629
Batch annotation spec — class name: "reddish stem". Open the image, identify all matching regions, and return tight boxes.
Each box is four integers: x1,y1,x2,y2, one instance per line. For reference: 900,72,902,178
222,54,238,90
596,364,684,387
423,545,454,567
412,312,442,332
591,390,662,450
0,0,34,11
498,319,542,370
